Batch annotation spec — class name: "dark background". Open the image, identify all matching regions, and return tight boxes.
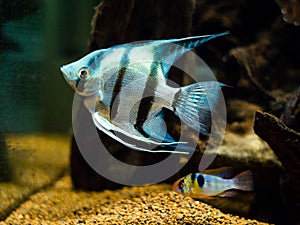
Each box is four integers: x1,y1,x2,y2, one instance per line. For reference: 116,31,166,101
0,0,99,134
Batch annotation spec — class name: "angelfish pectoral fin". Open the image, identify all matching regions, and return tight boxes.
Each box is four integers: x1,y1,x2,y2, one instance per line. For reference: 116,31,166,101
92,113,190,154
141,109,195,152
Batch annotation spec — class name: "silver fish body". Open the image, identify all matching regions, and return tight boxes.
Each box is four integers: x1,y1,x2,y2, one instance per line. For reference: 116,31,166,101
61,32,228,153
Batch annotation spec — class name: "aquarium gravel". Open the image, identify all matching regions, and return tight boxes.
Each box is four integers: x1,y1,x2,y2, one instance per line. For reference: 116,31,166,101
1,175,271,225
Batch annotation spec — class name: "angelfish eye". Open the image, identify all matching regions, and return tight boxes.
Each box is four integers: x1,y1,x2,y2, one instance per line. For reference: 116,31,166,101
77,67,91,80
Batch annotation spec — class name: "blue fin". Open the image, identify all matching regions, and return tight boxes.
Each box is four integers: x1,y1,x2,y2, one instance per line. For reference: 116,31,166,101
142,110,175,143
233,170,254,191
153,32,229,76
200,167,233,179
167,32,229,49
142,110,196,152
173,81,224,135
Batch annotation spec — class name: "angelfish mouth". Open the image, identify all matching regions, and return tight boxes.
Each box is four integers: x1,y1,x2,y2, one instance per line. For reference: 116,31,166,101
60,66,77,90
60,66,69,78
60,66,69,81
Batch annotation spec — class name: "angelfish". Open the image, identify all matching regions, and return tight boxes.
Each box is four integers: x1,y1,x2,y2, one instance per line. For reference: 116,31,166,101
60,32,228,154
173,167,254,199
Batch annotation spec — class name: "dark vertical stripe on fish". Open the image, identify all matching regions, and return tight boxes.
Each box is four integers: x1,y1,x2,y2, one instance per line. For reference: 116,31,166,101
135,61,160,136
178,179,184,192
191,173,196,182
197,174,205,188
110,49,130,120
172,89,182,112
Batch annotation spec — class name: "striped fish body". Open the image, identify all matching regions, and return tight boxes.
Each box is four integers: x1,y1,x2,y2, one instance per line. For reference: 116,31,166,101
173,167,254,198
60,32,228,153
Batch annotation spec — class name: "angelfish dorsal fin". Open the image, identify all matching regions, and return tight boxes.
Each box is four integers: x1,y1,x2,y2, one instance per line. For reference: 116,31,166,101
200,167,233,179
152,32,229,77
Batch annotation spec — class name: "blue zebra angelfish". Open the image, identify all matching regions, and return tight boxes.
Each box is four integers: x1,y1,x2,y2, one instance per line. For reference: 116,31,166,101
60,32,228,154
173,167,254,199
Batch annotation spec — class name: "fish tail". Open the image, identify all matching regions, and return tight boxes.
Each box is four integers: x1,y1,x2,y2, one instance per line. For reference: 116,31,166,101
172,81,223,135
233,170,254,191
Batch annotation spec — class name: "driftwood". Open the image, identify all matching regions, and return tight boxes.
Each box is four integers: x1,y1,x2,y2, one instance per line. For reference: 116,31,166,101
254,110,300,224
275,0,300,26
254,88,300,224
89,0,195,51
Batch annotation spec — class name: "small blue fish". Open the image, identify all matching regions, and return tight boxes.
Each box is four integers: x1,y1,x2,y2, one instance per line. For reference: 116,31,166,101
173,167,254,199
60,32,228,154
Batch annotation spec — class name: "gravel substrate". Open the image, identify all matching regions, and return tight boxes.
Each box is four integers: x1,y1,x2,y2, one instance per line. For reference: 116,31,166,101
1,175,272,225
0,135,69,220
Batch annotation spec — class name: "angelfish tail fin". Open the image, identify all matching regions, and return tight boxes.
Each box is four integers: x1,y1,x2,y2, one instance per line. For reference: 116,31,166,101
172,81,223,135
233,170,254,191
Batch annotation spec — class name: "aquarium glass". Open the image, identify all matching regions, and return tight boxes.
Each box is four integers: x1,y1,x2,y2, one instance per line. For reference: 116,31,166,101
0,0,99,212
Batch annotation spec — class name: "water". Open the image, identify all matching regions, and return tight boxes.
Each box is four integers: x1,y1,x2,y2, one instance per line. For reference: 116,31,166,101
1,1,299,224
0,0,98,215
1,0,98,133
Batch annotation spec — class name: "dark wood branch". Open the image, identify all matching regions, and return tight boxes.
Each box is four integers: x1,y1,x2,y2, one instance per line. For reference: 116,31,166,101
254,110,300,224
